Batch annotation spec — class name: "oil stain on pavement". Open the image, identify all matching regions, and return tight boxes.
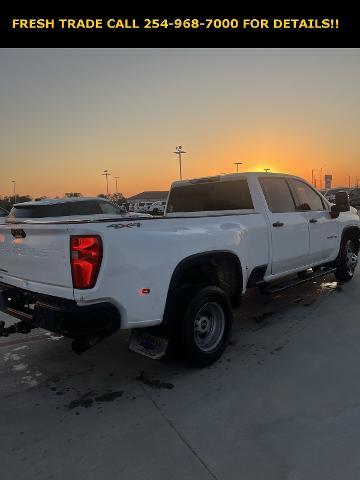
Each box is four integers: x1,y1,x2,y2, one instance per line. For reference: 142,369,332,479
67,390,124,411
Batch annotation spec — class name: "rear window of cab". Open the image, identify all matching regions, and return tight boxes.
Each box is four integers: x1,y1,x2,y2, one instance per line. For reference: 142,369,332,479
167,178,254,213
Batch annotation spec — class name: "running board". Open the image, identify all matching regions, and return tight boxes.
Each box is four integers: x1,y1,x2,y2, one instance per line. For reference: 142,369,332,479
259,267,337,295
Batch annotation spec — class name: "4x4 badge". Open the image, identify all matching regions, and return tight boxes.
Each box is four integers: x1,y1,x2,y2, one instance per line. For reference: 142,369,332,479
107,222,141,229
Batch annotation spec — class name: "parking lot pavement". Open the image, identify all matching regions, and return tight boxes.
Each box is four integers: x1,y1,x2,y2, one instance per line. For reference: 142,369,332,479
1,272,360,480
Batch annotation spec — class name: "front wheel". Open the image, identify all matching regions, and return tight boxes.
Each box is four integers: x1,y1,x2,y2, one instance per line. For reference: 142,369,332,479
335,238,358,282
175,286,233,367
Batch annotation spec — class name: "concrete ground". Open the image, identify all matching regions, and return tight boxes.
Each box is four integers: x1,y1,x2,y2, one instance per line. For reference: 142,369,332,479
1,271,360,480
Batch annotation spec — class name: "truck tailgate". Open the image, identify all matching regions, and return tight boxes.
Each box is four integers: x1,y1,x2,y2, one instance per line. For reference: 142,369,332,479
0,223,74,299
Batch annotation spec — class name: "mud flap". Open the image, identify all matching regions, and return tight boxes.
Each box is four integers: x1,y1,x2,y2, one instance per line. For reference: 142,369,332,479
129,329,169,360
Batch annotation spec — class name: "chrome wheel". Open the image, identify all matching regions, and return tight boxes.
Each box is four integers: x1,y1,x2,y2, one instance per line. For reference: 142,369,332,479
345,240,358,275
193,302,225,353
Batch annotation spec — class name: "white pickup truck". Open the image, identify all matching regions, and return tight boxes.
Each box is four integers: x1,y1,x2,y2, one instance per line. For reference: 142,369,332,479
0,173,359,366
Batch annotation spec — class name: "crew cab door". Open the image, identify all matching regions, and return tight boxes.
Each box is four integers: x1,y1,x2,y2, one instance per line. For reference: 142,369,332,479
259,176,310,275
289,179,340,264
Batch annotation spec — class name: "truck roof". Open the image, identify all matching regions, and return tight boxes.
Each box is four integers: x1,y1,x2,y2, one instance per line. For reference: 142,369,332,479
171,172,302,188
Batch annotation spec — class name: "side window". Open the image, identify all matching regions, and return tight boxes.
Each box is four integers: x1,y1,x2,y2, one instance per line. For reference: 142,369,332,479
260,177,296,213
291,180,325,211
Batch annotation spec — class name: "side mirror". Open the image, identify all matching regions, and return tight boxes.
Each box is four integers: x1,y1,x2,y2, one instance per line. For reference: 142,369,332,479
335,190,350,212
330,191,350,218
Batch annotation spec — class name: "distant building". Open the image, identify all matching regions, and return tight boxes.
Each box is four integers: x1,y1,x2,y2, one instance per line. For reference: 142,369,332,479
127,191,168,205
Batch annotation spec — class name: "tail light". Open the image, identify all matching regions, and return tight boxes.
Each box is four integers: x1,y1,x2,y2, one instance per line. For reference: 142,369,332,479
70,236,102,289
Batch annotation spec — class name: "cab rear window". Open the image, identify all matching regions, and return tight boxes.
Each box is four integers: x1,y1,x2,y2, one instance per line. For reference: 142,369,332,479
167,179,254,213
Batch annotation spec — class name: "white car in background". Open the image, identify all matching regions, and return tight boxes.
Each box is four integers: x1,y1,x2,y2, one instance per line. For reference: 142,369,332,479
133,201,153,213
143,202,154,213
132,202,142,212
6,197,150,222
148,201,167,215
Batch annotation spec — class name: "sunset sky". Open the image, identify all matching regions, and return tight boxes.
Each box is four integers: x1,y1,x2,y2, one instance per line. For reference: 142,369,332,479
0,48,359,198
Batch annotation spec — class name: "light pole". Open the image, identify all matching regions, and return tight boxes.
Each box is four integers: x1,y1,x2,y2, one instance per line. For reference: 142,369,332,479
102,170,111,196
263,168,271,173
233,162,242,173
174,146,186,180
320,164,326,190
311,169,315,186
12,180,16,204
114,176,119,194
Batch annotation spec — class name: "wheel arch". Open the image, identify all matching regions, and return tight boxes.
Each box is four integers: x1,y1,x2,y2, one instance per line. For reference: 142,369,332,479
339,226,360,254
163,250,243,322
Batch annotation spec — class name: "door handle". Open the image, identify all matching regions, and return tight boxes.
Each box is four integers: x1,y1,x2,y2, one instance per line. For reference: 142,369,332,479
309,218,318,223
272,221,284,227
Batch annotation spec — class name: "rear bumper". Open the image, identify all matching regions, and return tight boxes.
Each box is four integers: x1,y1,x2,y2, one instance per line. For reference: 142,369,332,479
0,282,120,338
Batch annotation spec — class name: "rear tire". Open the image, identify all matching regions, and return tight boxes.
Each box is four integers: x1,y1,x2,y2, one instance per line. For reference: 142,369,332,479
173,286,233,367
335,238,358,282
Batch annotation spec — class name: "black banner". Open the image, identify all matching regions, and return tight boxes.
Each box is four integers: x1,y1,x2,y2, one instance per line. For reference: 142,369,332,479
0,9,358,48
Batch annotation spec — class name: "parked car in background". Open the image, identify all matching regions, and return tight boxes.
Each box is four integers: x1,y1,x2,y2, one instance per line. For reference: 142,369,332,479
0,206,8,222
6,197,150,222
148,201,167,215
349,188,360,209
132,202,143,212
324,187,352,203
143,202,155,213
133,201,154,213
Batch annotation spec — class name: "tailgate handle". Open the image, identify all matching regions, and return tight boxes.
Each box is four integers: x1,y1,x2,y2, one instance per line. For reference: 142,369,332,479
11,229,26,239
